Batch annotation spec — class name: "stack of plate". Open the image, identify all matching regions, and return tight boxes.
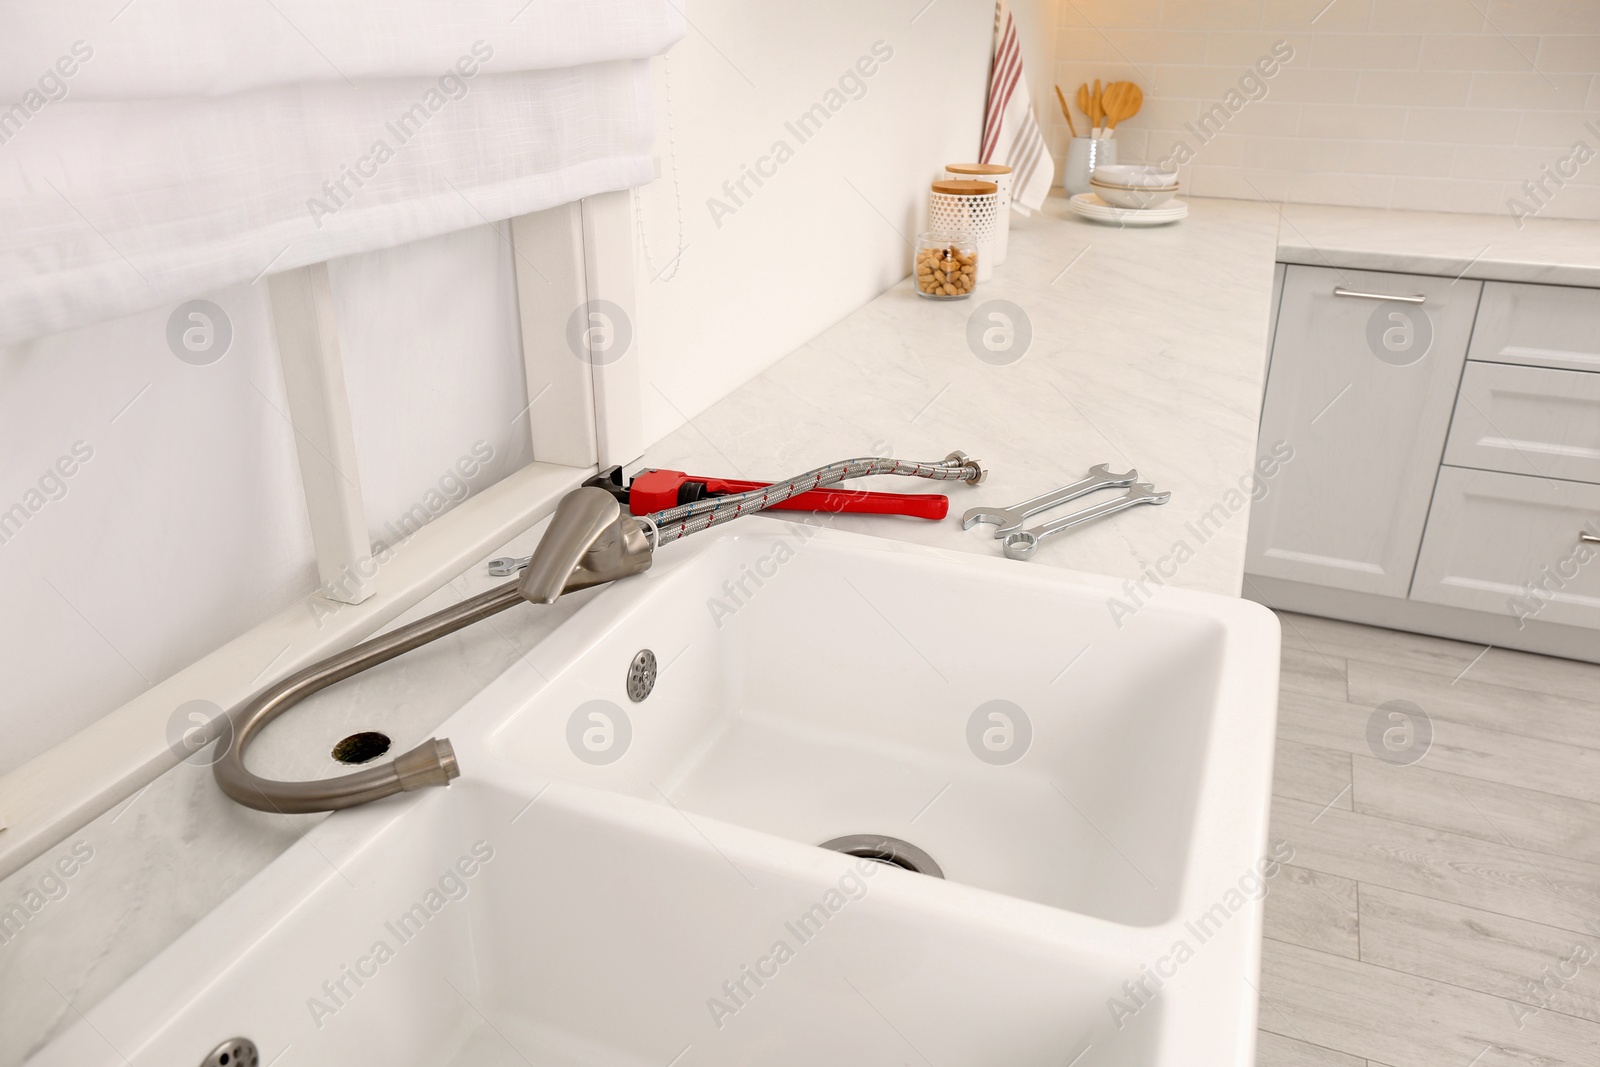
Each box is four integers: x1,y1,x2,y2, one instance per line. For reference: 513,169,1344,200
1068,193,1188,226
1069,164,1187,226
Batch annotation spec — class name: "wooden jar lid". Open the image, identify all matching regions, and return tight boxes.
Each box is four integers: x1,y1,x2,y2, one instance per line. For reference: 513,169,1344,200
946,163,1013,175
931,179,999,196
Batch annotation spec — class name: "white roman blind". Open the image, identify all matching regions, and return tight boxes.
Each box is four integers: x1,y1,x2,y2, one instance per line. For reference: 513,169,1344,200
0,0,685,346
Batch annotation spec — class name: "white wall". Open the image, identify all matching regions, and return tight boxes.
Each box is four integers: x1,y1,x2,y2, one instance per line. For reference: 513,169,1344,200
1049,0,1600,219
0,288,315,776
633,0,1049,443
0,222,533,777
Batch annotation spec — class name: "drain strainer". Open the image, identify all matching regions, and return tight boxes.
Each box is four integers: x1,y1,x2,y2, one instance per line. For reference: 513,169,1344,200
626,649,657,702
199,1037,258,1067
819,835,944,878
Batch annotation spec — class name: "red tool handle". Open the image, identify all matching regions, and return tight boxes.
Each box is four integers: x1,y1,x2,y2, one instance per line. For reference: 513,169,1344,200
628,470,948,520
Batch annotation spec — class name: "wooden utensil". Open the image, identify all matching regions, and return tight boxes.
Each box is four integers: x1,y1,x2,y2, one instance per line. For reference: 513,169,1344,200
1054,83,1078,138
1122,82,1144,123
1098,81,1117,133
1076,82,1093,134
1104,81,1143,130
1101,81,1120,129
1092,78,1104,132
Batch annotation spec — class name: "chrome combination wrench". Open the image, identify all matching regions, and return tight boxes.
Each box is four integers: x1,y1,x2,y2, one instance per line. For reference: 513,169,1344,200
1002,482,1171,560
961,463,1138,537
486,554,531,576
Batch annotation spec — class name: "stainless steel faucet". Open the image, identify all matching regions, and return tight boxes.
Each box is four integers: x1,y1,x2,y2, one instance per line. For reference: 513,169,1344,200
212,487,654,814
519,486,653,602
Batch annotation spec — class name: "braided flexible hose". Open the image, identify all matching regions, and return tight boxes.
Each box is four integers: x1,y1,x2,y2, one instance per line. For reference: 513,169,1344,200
645,454,983,546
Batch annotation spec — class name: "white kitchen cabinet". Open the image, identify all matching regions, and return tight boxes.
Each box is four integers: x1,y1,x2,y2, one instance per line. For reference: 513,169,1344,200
1246,265,1482,596
1444,361,1600,485
1411,466,1600,631
1468,281,1600,373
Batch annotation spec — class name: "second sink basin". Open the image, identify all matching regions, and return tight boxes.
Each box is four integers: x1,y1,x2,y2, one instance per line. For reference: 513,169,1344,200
489,525,1237,927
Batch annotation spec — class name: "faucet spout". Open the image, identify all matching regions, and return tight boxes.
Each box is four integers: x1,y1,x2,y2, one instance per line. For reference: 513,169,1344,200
213,486,654,814
519,486,654,604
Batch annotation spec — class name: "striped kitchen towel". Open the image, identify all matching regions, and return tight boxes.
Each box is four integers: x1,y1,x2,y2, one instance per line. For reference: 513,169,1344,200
979,0,1054,214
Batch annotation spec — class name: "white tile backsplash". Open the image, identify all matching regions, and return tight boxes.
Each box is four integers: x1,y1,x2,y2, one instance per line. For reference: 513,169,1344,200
1492,0,1600,35
1049,0,1600,222
1262,0,1371,34
1537,35,1600,72
1418,34,1545,71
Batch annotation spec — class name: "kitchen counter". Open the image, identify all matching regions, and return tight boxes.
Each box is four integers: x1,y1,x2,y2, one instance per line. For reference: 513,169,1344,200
643,191,1285,600
1274,200,1600,287
643,194,1600,598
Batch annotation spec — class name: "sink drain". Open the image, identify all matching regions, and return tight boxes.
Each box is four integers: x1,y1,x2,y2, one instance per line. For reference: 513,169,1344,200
626,649,657,702
818,835,944,878
199,1037,258,1067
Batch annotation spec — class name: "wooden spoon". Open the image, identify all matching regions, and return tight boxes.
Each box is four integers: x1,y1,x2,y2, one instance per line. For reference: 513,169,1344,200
1054,84,1078,138
1123,82,1144,123
1110,82,1131,129
1092,78,1104,133
1076,82,1093,135
1099,81,1120,133
1105,81,1143,130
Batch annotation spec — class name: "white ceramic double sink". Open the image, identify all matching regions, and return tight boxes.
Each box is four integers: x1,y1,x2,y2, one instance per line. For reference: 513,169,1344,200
29,522,1280,1067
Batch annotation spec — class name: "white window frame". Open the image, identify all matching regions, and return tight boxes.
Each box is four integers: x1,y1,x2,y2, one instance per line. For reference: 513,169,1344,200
0,191,642,880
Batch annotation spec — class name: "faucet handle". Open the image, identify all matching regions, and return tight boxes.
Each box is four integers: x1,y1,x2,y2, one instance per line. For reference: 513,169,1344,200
519,486,654,604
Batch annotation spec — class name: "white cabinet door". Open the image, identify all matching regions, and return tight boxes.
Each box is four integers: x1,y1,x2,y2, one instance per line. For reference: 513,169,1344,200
1412,466,1600,630
1246,265,1481,595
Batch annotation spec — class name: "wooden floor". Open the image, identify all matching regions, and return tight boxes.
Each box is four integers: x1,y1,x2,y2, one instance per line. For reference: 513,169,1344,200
1258,611,1600,1067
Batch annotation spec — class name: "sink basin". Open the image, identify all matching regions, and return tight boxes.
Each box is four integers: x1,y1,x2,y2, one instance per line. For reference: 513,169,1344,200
490,529,1233,928
27,522,1280,1067
30,780,1161,1067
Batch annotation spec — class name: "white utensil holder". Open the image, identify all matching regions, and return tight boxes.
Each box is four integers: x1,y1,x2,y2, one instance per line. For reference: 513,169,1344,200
1063,135,1117,196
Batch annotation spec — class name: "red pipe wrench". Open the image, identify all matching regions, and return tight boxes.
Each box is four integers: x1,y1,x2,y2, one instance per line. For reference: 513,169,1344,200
589,467,949,520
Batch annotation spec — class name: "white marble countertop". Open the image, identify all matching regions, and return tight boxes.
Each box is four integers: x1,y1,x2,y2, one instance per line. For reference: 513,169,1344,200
643,191,1284,598
1274,200,1600,287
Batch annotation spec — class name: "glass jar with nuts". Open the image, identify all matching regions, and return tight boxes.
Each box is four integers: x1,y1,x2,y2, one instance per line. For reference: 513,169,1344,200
914,232,977,299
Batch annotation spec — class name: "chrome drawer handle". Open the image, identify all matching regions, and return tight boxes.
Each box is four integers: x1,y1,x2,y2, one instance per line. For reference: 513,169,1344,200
1333,286,1426,305
1582,532,1600,544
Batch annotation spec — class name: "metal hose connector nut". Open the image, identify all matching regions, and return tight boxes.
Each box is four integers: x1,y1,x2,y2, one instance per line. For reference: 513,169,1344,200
942,450,988,484
393,738,459,791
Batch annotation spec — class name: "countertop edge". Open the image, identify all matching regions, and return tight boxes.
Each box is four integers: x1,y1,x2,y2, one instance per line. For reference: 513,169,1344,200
1273,245,1600,288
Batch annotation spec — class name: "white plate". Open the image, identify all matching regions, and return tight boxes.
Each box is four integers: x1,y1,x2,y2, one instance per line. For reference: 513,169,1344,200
1069,193,1187,225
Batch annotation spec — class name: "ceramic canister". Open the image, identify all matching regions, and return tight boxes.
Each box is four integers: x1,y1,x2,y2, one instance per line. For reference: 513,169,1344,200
944,163,1013,266
927,179,1001,283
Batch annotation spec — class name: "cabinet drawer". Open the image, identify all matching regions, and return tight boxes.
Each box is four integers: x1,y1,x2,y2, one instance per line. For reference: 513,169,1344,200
1411,466,1600,630
1444,361,1600,484
1469,281,1600,373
